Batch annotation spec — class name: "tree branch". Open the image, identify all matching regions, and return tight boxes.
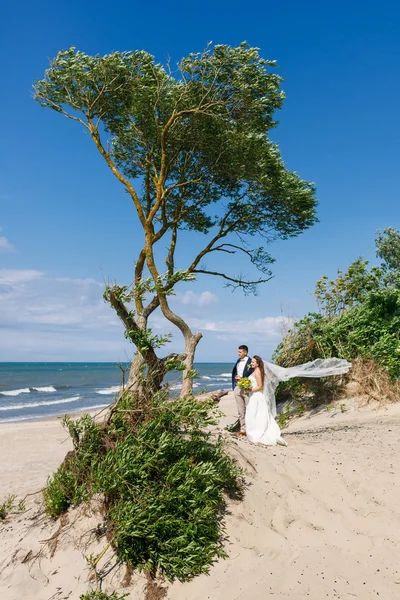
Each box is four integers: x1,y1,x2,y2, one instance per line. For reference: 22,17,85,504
108,290,160,364
192,269,273,289
38,96,88,128
186,206,237,272
87,118,146,226
166,225,178,276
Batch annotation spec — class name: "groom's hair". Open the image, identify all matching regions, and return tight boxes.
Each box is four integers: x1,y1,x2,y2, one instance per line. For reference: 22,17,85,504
238,345,249,353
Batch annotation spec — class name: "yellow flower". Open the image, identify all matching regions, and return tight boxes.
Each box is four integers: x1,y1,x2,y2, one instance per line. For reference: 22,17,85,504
238,377,252,390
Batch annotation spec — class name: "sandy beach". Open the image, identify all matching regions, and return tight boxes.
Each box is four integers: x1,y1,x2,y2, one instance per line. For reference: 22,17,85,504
1,394,400,599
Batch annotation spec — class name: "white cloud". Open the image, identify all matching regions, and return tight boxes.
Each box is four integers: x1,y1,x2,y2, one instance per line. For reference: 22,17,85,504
0,270,132,360
0,274,116,328
0,237,15,252
0,269,44,285
175,290,218,308
55,277,103,286
189,316,293,337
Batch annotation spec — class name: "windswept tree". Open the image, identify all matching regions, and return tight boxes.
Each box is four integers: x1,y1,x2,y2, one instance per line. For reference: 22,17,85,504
34,43,317,395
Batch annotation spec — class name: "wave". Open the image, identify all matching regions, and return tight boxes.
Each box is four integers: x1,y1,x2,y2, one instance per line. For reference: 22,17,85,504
0,396,82,412
0,388,31,396
0,415,42,424
220,373,231,377
170,383,200,391
201,375,231,382
0,386,57,396
96,386,121,395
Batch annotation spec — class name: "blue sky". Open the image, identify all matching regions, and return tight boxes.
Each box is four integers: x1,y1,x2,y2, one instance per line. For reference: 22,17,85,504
1,0,399,362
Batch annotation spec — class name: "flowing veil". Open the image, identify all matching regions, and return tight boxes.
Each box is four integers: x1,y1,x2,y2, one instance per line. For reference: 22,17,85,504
262,358,352,418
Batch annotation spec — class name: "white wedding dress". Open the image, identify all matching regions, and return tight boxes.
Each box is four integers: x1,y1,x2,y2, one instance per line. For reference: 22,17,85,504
245,374,286,445
245,358,352,446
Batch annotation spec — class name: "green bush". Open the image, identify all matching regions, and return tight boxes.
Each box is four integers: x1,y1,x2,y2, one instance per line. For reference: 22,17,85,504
275,289,400,378
44,414,104,517
0,495,16,521
44,393,242,582
80,592,128,600
43,468,74,517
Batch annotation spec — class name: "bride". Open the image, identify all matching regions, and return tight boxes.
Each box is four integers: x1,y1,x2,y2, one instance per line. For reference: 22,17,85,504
245,355,352,446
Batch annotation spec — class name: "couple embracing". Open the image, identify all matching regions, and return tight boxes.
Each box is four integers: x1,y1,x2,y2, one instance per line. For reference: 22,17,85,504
232,345,286,446
232,344,353,446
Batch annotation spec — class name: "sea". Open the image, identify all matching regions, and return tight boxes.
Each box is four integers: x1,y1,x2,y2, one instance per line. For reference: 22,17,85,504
0,363,233,424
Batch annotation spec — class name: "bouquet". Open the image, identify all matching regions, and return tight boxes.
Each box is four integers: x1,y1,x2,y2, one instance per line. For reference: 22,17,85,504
238,377,252,391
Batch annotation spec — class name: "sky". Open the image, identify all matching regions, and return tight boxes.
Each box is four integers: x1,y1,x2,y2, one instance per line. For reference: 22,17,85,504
0,0,399,362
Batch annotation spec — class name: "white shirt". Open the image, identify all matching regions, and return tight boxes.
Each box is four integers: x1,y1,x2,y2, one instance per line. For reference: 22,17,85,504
236,357,248,378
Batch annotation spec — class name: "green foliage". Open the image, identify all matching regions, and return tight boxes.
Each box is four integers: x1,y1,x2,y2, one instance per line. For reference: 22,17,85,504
80,592,128,600
314,258,383,317
184,368,200,380
311,228,400,319
319,289,400,377
103,284,172,351
376,227,400,287
124,327,172,352
275,282,400,379
0,494,25,522
44,395,242,581
61,413,102,450
164,358,185,372
273,312,326,367
0,495,17,521
105,273,196,307
277,410,290,429
44,414,104,517
34,43,317,296
277,288,400,377
44,468,75,518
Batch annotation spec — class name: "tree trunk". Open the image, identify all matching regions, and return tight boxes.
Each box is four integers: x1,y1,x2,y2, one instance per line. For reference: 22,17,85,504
107,292,168,398
194,389,229,402
142,352,187,399
107,283,202,399
126,352,145,392
180,331,203,397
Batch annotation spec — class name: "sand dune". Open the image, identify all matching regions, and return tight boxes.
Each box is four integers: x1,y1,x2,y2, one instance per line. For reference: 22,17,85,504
1,394,400,599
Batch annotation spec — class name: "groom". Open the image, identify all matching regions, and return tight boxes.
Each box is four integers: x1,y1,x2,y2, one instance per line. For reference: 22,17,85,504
232,345,254,435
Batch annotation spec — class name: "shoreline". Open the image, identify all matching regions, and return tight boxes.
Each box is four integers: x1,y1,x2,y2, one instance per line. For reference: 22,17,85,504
0,402,111,425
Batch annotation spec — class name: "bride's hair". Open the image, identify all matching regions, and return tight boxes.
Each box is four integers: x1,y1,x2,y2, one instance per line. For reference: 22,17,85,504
253,355,265,387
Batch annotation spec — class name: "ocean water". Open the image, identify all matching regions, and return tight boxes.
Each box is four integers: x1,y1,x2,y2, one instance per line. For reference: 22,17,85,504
0,363,233,423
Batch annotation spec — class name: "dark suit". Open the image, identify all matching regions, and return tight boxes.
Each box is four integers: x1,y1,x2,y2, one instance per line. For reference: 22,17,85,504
232,356,254,431
232,357,253,389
